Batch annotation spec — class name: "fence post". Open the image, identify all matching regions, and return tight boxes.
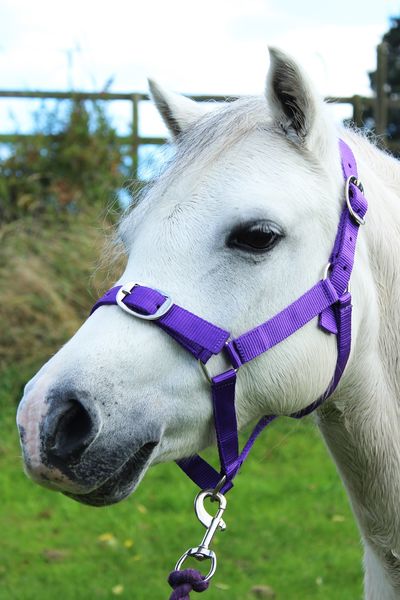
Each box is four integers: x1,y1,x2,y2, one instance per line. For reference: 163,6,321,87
131,94,139,180
352,95,363,128
375,42,389,140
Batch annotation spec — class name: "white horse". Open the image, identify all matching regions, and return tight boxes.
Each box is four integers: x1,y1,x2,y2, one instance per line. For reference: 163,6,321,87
16,48,400,599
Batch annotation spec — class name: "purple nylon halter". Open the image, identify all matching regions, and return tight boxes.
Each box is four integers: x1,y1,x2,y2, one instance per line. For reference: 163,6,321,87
90,139,367,596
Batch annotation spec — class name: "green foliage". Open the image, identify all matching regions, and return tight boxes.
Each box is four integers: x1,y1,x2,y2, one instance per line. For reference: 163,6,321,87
0,388,362,600
0,100,126,223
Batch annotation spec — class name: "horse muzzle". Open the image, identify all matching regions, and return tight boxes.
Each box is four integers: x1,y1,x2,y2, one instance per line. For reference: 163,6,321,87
17,377,160,505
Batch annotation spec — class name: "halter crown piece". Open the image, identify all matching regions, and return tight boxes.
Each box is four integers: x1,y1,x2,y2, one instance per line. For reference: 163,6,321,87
91,139,368,598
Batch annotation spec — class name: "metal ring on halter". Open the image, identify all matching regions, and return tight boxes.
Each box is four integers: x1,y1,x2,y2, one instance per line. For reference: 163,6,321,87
322,262,332,281
323,262,351,294
211,475,227,498
345,176,366,226
116,282,173,320
198,342,237,384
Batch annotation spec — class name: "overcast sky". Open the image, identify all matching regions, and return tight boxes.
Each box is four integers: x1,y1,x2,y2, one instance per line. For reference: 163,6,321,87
0,0,399,137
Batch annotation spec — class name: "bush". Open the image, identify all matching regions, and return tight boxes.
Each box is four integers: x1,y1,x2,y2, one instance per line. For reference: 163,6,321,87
0,99,127,223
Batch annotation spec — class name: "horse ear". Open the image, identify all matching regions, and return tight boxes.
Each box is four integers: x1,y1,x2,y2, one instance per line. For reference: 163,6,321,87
148,79,212,138
266,47,326,152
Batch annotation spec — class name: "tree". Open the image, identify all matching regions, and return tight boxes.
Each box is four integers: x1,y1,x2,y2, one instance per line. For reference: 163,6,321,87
368,17,400,145
369,17,400,97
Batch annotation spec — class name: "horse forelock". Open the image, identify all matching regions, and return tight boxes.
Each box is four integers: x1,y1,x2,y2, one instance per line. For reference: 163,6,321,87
117,95,324,250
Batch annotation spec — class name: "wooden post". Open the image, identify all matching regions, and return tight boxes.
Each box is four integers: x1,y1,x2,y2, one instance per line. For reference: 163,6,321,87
352,95,363,128
131,94,139,180
375,42,389,140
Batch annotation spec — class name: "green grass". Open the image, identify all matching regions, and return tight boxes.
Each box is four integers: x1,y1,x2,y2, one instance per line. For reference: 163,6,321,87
0,369,362,600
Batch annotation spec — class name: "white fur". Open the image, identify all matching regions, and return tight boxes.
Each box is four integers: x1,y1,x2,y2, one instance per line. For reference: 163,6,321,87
16,49,400,597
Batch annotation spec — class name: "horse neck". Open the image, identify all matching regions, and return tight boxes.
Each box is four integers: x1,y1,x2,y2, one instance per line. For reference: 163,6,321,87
317,130,400,598
356,130,400,381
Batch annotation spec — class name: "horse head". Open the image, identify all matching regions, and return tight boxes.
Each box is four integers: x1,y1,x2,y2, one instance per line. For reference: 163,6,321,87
17,48,364,506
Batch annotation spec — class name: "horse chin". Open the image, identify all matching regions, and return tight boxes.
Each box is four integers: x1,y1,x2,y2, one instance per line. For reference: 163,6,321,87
64,441,158,507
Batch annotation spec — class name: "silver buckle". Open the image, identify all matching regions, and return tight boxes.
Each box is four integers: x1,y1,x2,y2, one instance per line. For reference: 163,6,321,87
116,282,173,320
345,176,365,226
198,342,237,384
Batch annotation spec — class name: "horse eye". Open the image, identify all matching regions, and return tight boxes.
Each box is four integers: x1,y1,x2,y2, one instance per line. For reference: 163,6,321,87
227,221,283,253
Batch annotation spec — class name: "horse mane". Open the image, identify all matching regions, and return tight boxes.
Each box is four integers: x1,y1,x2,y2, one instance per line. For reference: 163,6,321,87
118,95,322,246
343,127,400,198
341,126,400,407
118,97,278,247
172,97,274,168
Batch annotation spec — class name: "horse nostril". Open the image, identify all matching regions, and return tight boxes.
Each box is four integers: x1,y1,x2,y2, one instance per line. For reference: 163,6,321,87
45,398,98,461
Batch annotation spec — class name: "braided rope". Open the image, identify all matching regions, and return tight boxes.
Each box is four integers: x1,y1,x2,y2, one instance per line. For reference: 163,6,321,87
168,569,209,599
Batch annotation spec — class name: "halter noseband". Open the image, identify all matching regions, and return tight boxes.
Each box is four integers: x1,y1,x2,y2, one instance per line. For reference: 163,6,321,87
90,139,367,594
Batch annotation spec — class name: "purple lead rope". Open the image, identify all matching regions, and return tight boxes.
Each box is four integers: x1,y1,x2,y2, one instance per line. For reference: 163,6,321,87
168,570,209,599
90,139,368,598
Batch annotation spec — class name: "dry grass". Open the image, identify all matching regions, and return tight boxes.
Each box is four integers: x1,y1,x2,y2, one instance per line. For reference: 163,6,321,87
0,208,125,376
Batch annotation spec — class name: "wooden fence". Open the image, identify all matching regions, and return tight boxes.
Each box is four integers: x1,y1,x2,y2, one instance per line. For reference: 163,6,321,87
0,90,375,179
0,43,397,178
0,90,237,179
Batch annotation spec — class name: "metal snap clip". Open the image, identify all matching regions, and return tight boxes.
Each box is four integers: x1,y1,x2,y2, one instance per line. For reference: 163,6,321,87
174,490,228,582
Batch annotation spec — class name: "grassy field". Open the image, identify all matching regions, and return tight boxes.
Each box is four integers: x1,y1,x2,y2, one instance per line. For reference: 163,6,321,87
0,212,363,599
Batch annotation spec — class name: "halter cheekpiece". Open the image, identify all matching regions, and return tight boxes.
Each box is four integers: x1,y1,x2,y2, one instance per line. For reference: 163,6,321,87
91,139,368,598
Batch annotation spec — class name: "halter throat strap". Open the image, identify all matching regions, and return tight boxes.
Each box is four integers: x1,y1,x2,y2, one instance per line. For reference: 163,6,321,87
90,138,368,494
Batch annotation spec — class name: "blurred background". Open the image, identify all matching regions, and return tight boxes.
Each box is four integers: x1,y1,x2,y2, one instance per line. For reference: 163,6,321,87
1,1,400,598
